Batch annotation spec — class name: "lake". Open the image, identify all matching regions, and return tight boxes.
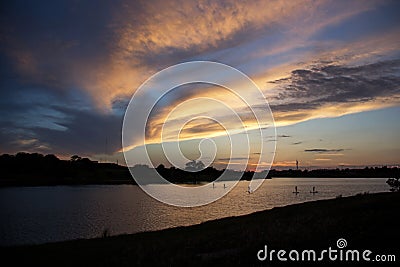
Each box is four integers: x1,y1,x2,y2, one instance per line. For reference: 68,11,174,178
0,178,390,246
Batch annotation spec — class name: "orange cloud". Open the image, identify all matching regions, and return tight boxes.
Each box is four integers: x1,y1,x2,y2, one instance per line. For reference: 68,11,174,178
87,0,385,110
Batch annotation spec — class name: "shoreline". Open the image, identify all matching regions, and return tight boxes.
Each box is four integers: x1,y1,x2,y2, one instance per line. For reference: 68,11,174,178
1,192,398,266
0,176,389,188
1,153,398,188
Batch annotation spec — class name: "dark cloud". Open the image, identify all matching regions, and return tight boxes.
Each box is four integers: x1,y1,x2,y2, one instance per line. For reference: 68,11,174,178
0,1,125,156
0,85,122,156
32,107,123,156
0,0,118,91
292,141,302,145
304,148,344,153
269,102,320,113
268,59,400,112
267,134,291,138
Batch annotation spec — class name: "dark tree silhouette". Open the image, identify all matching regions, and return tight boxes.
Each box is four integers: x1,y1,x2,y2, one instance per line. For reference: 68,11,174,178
386,178,400,192
70,155,82,161
0,152,131,186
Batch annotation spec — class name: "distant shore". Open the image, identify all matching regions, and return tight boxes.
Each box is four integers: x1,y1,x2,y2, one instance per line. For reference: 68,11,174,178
1,152,398,187
1,192,399,266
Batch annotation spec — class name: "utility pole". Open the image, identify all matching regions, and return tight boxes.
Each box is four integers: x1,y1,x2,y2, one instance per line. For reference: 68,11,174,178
105,137,108,163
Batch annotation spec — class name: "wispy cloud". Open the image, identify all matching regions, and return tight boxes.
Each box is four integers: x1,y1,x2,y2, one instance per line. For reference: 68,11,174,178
304,148,345,153
218,157,249,161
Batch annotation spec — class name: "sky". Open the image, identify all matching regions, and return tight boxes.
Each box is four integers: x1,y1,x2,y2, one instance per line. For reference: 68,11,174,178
0,0,399,170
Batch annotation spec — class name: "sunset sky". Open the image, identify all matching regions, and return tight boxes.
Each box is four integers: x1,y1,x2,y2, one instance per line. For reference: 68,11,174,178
0,0,399,169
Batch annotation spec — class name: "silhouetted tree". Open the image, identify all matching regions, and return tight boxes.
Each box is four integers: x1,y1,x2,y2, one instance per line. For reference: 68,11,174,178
44,154,59,161
387,178,400,192
156,164,165,170
70,155,82,161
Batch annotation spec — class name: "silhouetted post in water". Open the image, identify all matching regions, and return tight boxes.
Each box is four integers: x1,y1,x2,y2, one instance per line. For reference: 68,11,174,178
213,182,215,188
223,183,226,189
296,160,299,170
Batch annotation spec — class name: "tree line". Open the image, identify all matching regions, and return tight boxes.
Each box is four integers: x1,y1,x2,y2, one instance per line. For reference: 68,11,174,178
0,152,398,186
0,152,130,186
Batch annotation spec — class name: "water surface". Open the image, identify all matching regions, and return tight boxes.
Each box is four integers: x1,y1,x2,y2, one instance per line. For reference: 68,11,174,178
0,178,389,246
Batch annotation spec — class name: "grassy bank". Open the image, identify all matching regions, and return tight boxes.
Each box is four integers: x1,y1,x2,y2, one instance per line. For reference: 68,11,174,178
1,192,399,266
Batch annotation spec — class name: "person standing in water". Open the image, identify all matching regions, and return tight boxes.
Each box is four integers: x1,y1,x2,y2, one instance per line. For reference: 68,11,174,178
293,186,299,194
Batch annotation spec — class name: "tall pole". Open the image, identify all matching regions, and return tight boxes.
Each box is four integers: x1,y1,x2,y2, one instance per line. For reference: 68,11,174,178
105,137,108,163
